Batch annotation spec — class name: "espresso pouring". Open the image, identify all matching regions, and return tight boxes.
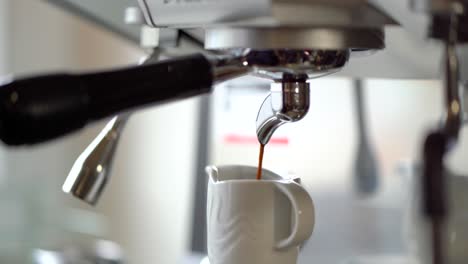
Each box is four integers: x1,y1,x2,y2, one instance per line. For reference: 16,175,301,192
256,143,265,180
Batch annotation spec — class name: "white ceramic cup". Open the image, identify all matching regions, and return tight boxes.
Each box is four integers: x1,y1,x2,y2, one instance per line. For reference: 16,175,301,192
206,165,314,264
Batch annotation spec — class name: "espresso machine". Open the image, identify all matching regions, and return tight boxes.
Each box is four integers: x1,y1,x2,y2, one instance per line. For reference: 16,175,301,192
0,0,468,263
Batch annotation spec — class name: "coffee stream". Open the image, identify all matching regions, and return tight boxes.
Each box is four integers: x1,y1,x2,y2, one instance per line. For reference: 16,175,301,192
256,144,265,180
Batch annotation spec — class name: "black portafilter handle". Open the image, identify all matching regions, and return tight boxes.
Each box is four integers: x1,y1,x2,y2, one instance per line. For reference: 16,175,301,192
0,54,213,146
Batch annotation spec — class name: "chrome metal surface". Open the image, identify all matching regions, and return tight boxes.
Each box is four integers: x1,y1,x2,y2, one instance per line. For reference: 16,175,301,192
210,52,252,84
205,28,384,51
464,82,468,122
34,241,124,264
125,6,144,25
411,0,467,13
139,0,396,29
256,77,310,145
246,49,350,80
211,49,350,82
62,114,129,205
443,9,462,143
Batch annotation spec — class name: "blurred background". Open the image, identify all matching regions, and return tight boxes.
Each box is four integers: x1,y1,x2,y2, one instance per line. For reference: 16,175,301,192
1,0,468,263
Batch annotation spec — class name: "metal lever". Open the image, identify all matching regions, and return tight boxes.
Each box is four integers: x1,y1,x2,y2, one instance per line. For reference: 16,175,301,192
62,114,129,205
423,7,462,264
61,52,160,205
443,6,462,144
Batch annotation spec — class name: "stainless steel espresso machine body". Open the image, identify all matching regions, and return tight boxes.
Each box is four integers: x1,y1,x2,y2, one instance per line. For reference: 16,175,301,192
59,0,394,205
1,1,468,263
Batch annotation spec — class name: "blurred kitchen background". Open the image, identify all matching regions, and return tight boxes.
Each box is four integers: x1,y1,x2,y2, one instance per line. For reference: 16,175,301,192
1,0,468,263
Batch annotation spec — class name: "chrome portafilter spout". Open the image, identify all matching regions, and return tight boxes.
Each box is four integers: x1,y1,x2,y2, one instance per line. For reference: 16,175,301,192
63,114,129,205
249,49,350,144
256,74,310,145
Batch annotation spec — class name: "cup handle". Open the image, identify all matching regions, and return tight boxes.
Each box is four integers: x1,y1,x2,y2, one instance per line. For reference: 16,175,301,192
274,181,315,250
